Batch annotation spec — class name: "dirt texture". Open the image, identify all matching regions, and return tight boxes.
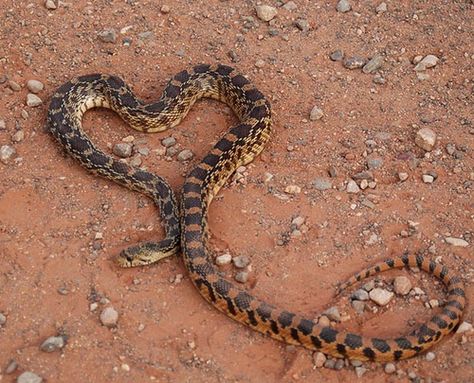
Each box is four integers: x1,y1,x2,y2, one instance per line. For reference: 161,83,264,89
0,1,473,382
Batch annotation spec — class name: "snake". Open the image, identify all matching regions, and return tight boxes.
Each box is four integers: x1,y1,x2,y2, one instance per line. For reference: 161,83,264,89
47,63,466,362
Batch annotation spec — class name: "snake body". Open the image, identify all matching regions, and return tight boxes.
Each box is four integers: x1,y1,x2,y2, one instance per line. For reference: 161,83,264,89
47,64,466,362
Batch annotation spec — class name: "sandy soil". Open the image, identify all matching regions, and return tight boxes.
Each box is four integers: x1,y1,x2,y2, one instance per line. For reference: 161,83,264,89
0,1,473,382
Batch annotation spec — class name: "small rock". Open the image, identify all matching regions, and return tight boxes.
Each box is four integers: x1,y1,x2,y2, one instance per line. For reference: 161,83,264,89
26,93,43,107
100,307,119,327
351,289,369,301
283,1,297,11
0,312,6,325
45,0,57,10
310,106,324,121
429,299,439,308
312,352,326,368
384,363,396,374
0,145,16,164
369,288,394,306
216,253,232,265
17,372,43,383
98,29,117,43
263,172,274,183
393,276,412,295
343,56,366,69
8,80,21,91
40,336,65,352
398,172,409,181
318,315,330,327
425,352,435,361
355,367,367,378
285,185,301,194
334,359,344,370
312,177,332,191
235,271,248,283
160,4,170,13
336,0,351,13
414,55,439,71
351,360,363,367
177,149,193,162
367,157,383,169
346,180,360,193
291,216,305,228
376,2,387,13
422,174,434,184
324,359,336,369
329,50,344,61
445,237,469,247
328,166,338,178
362,55,384,73
255,5,277,22
415,127,437,151
363,280,375,291
412,287,425,296
323,306,341,322
233,255,250,269
5,359,17,374
456,321,473,334
0,119,6,130
352,300,365,314
294,18,309,32
113,143,132,158
12,130,25,142
27,80,44,94
161,136,176,147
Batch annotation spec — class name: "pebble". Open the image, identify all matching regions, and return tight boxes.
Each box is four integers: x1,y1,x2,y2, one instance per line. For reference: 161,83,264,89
425,352,436,361
318,315,330,327
166,147,178,157
5,359,17,374
363,280,375,291
17,372,43,383
322,307,340,322
445,237,469,247
422,174,434,184
398,172,409,181
100,307,119,327
346,180,360,194
113,143,132,158
328,166,338,178
312,177,332,191
352,300,365,314
330,50,344,61
255,5,277,22
393,276,412,295
0,312,6,325
343,56,366,69
177,149,193,162
216,253,232,265
415,128,436,151
362,55,384,73
98,28,117,43
456,321,473,334
313,352,326,368
384,363,396,374
414,55,439,71
285,185,301,194
255,59,265,68
369,288,394,306
291,216,305,228
0,145,16,164
336,0,352,13
366,157,383,169
233,255,250,269
429,299,439,308
283,1,297,11
40,335,65,352
351,289,369,301
0,119,5,130
324,359,336,369
334,359,345,370
45,0,57,10
161,137,176,147
294,18,309,32
160,4,170,13
376,2,387,13
235,271,248,283
11,130,24,143
309,106,324,121
355,367,367,378
26,93,43,107
27,80,44,94
8,80,21,91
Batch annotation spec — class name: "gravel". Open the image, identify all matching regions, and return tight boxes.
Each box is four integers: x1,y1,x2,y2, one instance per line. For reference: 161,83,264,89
312,352,326,368
17,372,43,383
0,145,16,164
366,157,383,169
235,271,249,283
100,307,119,327
216,253,232,265
0,119,5,130
355,367,367,377
384,363,396,374
312,177,332,190
322,306,340,322
415,127,437,151
8,80,21,91
352,300,365,314
343,56,366,69
177,149,194,161
12,130,25,142
0,312,6,326
369,288,394,306
393,276,412,295
351,289,369,301
233,255,250,269
346,180,360,193
255,5,277,22
329,50,344,61
336,0,352,13
414,55,439,71
45,0,57,10
362,55,384,73
425,352,436,361
161,137,176,147
98,28,117,43
422,174,434,183
5,359,17,374
294,18,309,32
113,143,133,158
376,2,387,13
456,321,473,334
40,335,66,352
282,1,297,11
445,237,469,247
285,185,301,194
309,106,324,121
398,172,409,181
27,79,44,93
26,93,43,107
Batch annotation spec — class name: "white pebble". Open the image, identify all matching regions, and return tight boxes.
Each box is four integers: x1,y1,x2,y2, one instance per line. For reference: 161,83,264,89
414,55,439,71
384,363,396,374
216,253,232,265
456,321,473,334
346,179,360,194
17,371,43,383
26,93,43,107
415,127,437,151
422,174,434,183
393,276,412,295
336,0,351,13
285,185,301,194
255,5,278,22
309,106,323,121
100,307,119,327
398,172,409,181
0,145,16,164
44,0,56,10
425,352,436,361
27,80,44,94
445,237,469,247
369,288,394,306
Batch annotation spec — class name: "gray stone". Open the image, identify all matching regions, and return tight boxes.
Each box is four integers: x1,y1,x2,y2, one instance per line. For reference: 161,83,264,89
398,172,409,181
233,255,250,269
425,352,435,361
312,177,332,191
98,29,117,43
310,106,324,121
282,1,297,11
255,5,277,22
8,80,21,91
177,149,194,162
17,372,43,383
5,359,17,374
324,358,336,369
26,93,42,107
445,237,469,247
0,119,5,130
27,80,44,94
346,179,360,193
351,289,369,301
0,312,6,325
352,171,374,181
0,145,16,164
216,253,232,265
363,280,375,291
376,2,387,13
334,359,344,370
312,351,326,368
393,276,412,295
100,307,119,327
352,300,365,314
336,0,351,13
367,157,383,169
294,18,309,32
113,143,132,158
40,336,65,352
384,363,396,374
161,136,176,147
235,271,248,283
456,321,473,334
415,127,436,151
414,55,439,71
343,56,367,69
329,50,344,61
12,130,25,142
369,288,394,306
45,0,57,10
355,367,367,378
322,306,340,322
362,55,384,73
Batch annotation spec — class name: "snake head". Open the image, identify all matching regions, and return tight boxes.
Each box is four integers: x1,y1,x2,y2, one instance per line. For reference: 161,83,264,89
116,249,137,268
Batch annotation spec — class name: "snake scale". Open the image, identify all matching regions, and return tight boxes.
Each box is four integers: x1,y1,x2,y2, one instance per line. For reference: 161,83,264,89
47,64,466,362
